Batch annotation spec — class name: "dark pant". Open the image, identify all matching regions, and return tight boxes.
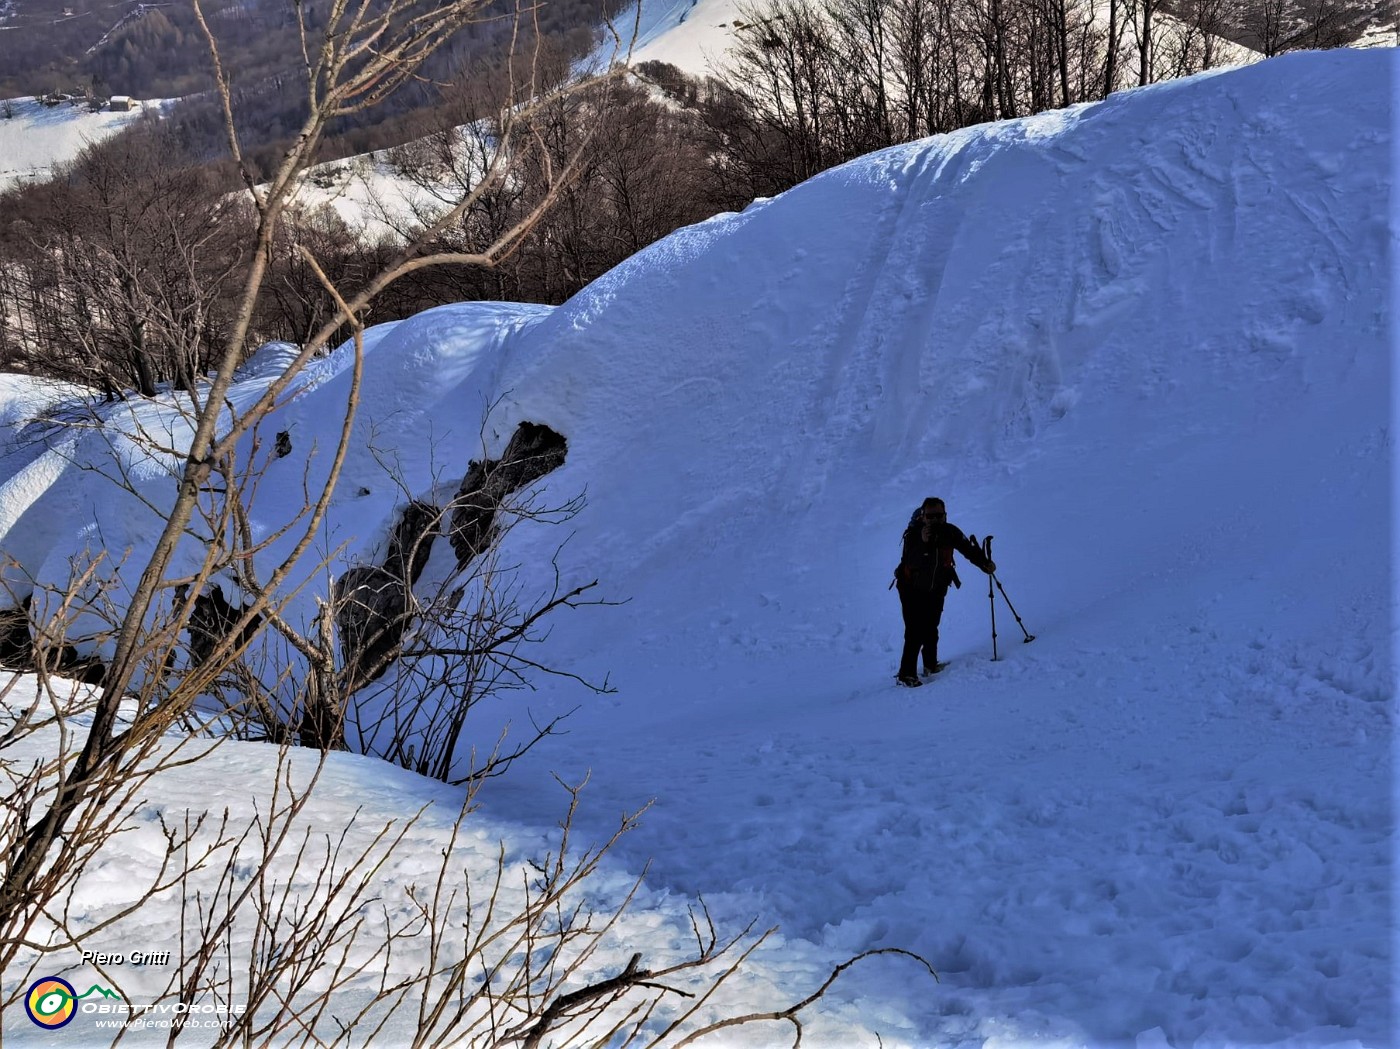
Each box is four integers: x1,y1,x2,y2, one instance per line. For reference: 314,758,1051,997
897,581,948,677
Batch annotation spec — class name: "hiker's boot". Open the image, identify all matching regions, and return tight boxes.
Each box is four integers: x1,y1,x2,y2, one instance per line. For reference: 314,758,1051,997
896,673,922,688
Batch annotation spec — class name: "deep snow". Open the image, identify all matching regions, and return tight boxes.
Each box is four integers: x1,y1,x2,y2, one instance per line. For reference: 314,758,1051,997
0,48,1393,1047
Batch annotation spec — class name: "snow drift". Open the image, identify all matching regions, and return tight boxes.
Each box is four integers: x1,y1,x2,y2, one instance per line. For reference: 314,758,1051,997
0,48,1392,1047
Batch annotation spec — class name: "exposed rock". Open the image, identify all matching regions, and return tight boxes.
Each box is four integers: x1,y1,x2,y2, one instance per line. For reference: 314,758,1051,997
178,583,264,669
448,457,501,569
333,421,566,696
51,647,106,685
0,598,30,668
335,565,409,693
497,421,569,490
335,499,442,693
387,499,441,587
449,422,567,569
0,595,105,684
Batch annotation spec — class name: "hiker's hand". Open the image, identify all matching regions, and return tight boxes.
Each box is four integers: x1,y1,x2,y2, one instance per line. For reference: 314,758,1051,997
984,560,996,574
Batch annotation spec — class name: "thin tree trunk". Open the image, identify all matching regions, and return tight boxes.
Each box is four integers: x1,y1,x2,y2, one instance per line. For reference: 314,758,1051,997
1104,0,1118,98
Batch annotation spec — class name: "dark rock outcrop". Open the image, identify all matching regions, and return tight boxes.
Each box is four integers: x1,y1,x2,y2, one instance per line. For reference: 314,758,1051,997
0,594,106,684
335,499,442,693
333,420,567,695
449,422,567,569
0,598,30,668
335,565,409,693
178,583,264,670
387,500,441,588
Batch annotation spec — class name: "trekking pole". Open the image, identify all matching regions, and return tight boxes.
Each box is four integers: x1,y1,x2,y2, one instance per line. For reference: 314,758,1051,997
981,534,999,661
992,574,1036,644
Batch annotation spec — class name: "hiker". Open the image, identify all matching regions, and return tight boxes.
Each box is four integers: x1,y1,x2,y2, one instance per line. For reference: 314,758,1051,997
893,496,995,687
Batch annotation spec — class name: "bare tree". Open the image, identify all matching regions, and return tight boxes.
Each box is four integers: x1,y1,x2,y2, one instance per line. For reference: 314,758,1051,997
1104,0,1120,96
823,0,898,156
257,203,395,349
0,0,624,990
1243,0,1290,55
1291,0,1349,49
707,0,1141,192
1183,0,1233,70
887,0,941,138
721,0,844,189
2,695,935,1043
0,125,248,397
1119,0,1159,86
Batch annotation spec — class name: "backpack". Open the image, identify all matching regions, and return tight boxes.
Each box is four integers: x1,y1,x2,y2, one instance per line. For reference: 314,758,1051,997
889,507,923,588
890,507,960,590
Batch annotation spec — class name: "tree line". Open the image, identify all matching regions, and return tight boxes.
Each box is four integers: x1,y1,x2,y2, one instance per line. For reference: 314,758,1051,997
700,0,1360,191
0,54,730,392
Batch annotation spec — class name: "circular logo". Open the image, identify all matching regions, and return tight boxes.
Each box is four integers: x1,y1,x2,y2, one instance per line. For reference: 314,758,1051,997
25,977,77,1028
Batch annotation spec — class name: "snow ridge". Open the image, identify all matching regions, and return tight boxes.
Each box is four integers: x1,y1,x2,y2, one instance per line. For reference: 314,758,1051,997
0,49,1392,1048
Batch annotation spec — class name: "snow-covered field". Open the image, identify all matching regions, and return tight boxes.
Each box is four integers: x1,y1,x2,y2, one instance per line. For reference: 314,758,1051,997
282,143,483,244
603,0,748,75
278,152,411,243
0,47,1394,1047
0,96,162,194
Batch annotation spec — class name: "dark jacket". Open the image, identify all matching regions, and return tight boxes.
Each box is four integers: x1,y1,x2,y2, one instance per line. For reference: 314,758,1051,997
898,519,990,592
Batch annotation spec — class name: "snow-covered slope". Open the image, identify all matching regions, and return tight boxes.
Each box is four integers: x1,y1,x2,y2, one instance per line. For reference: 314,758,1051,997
604,0,748,74
0,49,1392,1047
599,0,1261,79
0,96,161,193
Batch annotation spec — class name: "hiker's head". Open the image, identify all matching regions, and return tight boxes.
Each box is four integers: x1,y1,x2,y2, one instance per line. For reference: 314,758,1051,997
921,497,946,522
